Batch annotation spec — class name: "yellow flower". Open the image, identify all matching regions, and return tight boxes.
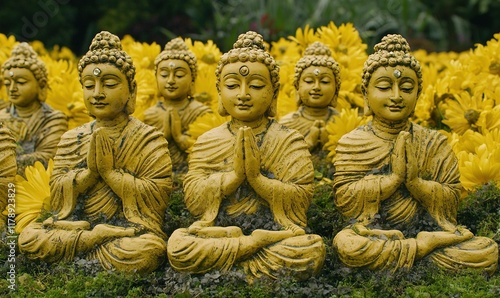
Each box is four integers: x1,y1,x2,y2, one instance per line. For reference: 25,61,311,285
270,37,301,62
194,63,219,111
477,105,500,133
0,33,18,65
288,24,319,50
316,22,367,109
188,112,229,140
49,45,77,62
440,90,494,134
458,143,500,192
186,38,222,66
2,160,53,234
123,40,161,70
412,85,436,127
42,57,91,129
133,68,158,121
324,108,371,161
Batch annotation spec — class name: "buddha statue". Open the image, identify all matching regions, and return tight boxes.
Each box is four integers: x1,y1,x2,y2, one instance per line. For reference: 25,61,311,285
0,43,68,176
279,42,340,153
0,124,17,226
144,37,212,173
18,31,173,273
332,34,498,274
166,31,325,282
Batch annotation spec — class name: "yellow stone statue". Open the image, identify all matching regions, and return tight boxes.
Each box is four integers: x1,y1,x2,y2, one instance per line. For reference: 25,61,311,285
332,34,498,274
279,42,340,153
0,43,68,176
166,31,325,282
18,31,173,273
144,37,212,173
0,124,17,226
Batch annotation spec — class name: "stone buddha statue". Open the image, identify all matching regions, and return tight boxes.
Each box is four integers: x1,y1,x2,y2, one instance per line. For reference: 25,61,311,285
332,34,498,274
0,124,16,226
279,41,340,153
0,43,68,176
18,31,173,273
143,37,212,174
166,31,326,282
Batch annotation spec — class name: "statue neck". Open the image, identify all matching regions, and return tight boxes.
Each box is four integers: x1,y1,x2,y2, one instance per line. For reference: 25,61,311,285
229,116,270,135
12,101,42,118
94,113,130,131
371,117,411,140
162,97,190,110
300,105,330,121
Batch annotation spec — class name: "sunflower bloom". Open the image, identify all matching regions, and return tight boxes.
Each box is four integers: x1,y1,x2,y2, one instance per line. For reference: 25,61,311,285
43,58,91,129
2,160,53,233
440,90,494,134
188,112,229,141
458,144,500,192
288,24,319,50
324,108,370,161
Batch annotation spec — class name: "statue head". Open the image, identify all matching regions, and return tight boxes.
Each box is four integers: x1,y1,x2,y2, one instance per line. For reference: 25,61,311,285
78,31,137,115
155,37,197,82
215,31,280,117
293,42,341,107
2,42,48,103
154,37,197,100
361,34,422,117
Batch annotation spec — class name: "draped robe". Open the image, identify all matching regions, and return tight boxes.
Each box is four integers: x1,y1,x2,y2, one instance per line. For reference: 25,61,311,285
0,126,17,225
143,99,212,173
167,120,325,280
18,117,173,273
332,123,498,274
0,103,68,175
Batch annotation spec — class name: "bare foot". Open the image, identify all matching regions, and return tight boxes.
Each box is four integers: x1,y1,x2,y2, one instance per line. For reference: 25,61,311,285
92,224,136,243
43,218,91,230
194,226,243,238
416,230,474,259
251,229,295,245
354,224,404,240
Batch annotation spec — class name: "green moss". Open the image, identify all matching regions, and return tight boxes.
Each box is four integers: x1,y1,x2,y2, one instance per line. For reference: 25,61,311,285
1,178,499,297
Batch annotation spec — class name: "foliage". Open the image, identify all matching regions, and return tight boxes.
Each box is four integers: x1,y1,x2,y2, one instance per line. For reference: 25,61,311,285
1,180,499,298
1,0,499,55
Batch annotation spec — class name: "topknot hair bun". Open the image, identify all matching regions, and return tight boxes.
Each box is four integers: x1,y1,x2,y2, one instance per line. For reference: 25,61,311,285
304,42,332,57
164,37,189,52
233,31,265,51
10,42,38,61
89,31,122,51
373,34,411,53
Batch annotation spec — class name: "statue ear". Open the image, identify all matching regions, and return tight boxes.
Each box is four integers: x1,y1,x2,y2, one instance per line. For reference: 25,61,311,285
295,89,302,106
266,96,277,118
126,81,137,115
217,94,229,116
38,86,48,102
363,95,373,116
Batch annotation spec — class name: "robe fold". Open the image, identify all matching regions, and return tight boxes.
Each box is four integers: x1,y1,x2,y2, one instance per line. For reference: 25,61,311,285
143,99,211,172
18,117,173,273
167,120,325,280
332,123,498,274
0,103,68,175
0,126,17,225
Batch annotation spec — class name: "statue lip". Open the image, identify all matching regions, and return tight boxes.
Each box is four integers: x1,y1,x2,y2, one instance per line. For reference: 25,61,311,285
91,102,109,106
388,105,404,110
8,94,19,99
166,87,177,91
236,104,252,109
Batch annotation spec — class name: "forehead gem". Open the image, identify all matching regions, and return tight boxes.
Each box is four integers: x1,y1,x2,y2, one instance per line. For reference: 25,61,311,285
313,68,320,76
239,65,249,76
393,69,401,78
8,71,14,77
168,62,175,68
93,67,101,76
